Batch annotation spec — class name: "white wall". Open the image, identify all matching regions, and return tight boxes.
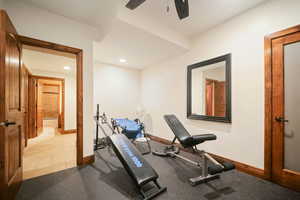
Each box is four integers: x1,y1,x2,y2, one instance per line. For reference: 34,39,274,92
4,1,101,156
141,0,300,169
191,69,204,115
29,70,77,131
94,63,141,121
0,0,4,8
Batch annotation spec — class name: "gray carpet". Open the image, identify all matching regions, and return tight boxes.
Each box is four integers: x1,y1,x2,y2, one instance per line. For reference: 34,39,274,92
17,141,300,200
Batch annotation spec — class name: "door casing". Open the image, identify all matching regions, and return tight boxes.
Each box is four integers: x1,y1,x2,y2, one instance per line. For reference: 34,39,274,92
19,36,84,166
265,24,300,191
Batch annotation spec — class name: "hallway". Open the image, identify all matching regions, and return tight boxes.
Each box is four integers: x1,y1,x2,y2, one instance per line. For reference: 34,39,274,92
23,119,76,180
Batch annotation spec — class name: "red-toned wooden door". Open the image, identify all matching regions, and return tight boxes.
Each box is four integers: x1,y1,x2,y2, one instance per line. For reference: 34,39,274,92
205,79,214,116
0,10,24,200
214,81,226,117
272,31,300,191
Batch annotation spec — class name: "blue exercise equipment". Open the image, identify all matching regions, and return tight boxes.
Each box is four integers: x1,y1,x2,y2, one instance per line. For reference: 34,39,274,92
112,118,152,154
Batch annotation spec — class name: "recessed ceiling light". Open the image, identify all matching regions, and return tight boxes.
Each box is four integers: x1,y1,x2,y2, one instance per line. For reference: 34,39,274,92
64,66,71,70
120,59,127,63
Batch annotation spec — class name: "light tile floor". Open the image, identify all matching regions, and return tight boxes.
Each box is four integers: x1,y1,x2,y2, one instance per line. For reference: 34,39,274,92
23,119,76,180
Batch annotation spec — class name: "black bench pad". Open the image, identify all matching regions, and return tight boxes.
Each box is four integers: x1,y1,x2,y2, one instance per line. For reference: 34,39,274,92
109,134,158,186
164,115,216,148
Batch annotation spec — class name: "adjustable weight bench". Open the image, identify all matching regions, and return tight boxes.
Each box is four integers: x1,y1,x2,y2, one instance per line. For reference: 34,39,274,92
109,134,166,200
153,114,235,186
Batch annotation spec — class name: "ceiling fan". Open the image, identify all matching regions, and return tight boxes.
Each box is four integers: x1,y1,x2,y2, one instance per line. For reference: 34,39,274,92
125,0,189,20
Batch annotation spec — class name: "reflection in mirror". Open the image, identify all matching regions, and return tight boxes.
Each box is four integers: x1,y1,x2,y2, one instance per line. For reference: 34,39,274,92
187,54,231,123
191,61,226,117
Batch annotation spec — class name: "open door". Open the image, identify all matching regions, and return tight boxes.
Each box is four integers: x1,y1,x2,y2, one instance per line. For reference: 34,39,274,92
36,80,43,135
0,10,24,200
214,81,226,117
205,79,214,116
22,65,29,147
28,75,37,139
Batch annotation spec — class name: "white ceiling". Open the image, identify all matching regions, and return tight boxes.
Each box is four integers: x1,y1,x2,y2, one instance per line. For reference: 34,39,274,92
13,0,270,69
15,0,121,34
130,0,269,37
93,19,187,69
22,45,76,75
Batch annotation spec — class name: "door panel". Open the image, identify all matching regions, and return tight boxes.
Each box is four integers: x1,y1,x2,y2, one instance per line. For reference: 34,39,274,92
0,10,24,200
214,81,226,117
205,80,214,116
42,84,60,119
36,81,43,134
283,42,300,173
7,127,21,180
28,76,37,138
22,66,29,147
7,34,21,111
43,93,59,119
272,31,300,191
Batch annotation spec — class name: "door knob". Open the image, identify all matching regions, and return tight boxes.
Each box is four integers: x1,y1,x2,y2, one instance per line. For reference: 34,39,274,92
275,117,289,123
0,121,16,127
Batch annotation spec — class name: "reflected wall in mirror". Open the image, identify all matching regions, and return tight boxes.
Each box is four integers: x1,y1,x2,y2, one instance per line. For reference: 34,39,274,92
187,54,231,123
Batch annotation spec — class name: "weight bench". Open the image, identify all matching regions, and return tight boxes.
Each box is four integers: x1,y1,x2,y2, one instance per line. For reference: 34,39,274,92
109,134,166,200
153,114,235,186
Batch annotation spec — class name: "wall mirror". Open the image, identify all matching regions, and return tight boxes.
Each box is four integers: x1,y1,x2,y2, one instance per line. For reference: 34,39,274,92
187,54,231,123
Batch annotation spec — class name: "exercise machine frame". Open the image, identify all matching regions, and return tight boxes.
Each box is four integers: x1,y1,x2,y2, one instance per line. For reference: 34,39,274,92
94,104,116,151
153,137,224,186
153,114,235,186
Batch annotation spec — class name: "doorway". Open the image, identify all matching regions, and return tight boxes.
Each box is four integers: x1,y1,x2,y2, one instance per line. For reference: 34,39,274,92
22,45,77,179
0,10,84,199
205,79,226,117
265,25,300,192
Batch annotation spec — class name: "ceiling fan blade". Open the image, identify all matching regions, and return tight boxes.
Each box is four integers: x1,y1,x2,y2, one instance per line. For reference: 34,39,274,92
174,0,189,20
126,0,146,10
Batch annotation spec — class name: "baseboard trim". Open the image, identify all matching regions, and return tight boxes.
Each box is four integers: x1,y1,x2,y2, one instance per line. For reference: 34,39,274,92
208,153,266,179
82,155,95,165
149,134,267,180
61,129,77,134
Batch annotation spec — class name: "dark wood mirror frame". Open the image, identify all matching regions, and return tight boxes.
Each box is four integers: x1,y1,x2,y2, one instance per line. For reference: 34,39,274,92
187,54,232,123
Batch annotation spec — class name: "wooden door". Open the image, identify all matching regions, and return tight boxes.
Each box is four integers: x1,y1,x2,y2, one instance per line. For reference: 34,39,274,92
22,66,29,147
0,10,24,200
205,79,214,116
28,75,37,139
214,81,226,117
271,31,300,191
36,81,43,135
42,84,60,119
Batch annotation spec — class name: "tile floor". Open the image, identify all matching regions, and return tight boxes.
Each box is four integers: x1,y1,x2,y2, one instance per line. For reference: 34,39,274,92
23,119,76,180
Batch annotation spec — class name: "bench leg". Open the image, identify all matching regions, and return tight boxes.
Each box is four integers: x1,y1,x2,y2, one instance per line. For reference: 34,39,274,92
189,150,221,186
189,174,220,186
139,180,167,200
